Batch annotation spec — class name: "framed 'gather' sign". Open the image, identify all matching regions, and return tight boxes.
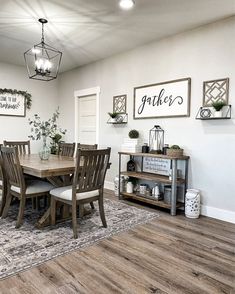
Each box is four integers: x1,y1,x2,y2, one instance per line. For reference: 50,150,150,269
134,78,191,119
0,89,26,117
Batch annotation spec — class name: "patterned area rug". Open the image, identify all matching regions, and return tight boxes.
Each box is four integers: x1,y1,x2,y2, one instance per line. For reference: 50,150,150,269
0,198,158,280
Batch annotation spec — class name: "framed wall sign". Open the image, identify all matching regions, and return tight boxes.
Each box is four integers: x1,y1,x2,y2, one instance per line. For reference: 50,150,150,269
0,90,26,117
143,157,171,176
134,78,191,119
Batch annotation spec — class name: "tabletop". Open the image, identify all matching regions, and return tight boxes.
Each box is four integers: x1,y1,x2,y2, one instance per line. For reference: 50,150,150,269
19,154,75,178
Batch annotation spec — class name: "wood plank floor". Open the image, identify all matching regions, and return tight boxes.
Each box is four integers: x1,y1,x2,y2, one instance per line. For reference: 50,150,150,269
0,190,234,294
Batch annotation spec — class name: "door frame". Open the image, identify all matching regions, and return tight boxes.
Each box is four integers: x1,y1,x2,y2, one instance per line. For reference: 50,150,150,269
74,86,100,145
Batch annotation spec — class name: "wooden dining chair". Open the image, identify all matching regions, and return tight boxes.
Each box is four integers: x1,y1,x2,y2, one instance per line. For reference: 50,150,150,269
59,142,76,157
1,147,54,228
3,140,31,155
0,144,7,216
77,144,98,209
50,147,111,238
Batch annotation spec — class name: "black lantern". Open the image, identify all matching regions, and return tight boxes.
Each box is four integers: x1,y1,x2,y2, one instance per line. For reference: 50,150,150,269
149,125,164,153
24,18,62,81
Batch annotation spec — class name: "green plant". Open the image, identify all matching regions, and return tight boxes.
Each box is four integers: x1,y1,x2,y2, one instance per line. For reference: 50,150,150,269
128,177,138,186
212,101,226,111
50,133,63,155
170,145,181,149
129,129,139,139
28,108,67,154
108,112,119,118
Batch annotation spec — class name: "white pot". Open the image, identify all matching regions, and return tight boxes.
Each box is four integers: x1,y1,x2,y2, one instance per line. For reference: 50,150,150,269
214,110,223,118
185,189,200,218
110,118,117,123
126,182,134,193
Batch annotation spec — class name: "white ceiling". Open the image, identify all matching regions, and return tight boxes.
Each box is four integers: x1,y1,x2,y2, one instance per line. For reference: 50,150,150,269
0,0,234,72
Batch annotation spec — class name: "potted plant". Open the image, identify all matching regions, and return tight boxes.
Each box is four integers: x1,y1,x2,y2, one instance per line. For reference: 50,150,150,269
166,145,184,157
128,129,139,139
50,133,63,155
212,101,226,118
29,108,66,160
108,112,119,123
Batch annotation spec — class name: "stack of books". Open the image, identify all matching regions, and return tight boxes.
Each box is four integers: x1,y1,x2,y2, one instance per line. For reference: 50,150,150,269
121,138,142,152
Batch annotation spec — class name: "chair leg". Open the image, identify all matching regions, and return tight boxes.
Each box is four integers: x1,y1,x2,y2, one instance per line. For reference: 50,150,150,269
50,197,56,225
98,198,107,228
1,192,13,218
0,187,7,217
16,197,26,228
90,201,95,209
79,204,84,218
72,204,78,239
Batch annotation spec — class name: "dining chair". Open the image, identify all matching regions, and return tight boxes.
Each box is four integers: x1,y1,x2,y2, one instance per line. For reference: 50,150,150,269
0,144,7,216
3,140,31,155
0,146,54,228
50,147,111,238
77,143,98,209
59,142,76,157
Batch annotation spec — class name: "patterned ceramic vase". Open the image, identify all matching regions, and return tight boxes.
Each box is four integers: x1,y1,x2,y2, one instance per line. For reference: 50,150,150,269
114,175,125,196
185,189,200,218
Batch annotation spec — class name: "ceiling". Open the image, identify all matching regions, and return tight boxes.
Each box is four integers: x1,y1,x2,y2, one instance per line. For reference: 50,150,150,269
0,0,234,72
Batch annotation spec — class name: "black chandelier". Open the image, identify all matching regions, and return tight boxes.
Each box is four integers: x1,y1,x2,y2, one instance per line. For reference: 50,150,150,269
24,18,62,81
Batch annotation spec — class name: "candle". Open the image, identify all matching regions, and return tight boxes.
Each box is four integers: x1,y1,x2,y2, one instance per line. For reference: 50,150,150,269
153,139,158,150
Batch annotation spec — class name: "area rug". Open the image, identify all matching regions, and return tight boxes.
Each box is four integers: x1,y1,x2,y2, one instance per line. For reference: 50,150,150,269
0,198,158,280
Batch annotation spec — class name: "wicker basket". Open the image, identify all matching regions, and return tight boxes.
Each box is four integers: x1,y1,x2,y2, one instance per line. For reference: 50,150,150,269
166,148,184,157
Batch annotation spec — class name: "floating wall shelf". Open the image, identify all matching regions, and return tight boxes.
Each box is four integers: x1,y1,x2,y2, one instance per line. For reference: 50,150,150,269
196,105,231,120
107,113,128,124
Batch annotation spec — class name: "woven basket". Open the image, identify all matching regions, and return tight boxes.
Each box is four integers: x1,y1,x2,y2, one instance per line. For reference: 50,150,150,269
166,148,184,157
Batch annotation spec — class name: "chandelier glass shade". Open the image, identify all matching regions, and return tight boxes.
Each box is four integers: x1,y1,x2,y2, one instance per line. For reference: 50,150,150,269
24,18,62,81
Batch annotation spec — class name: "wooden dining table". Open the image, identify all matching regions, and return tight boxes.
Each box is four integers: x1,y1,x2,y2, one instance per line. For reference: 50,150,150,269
19,154,111,228
19,154,76,227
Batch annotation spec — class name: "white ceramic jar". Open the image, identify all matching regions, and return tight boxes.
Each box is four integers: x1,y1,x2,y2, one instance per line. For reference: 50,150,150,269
126,182,134,193
185,189,200,218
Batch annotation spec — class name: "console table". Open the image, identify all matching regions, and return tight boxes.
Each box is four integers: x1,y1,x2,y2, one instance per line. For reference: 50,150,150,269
118,152,190,216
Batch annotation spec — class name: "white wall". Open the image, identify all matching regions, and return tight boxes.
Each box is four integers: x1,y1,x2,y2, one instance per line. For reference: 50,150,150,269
0,62,59,151
58,17,235,221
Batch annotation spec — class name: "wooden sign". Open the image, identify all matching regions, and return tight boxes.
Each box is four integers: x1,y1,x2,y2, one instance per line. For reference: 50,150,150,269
143,157,171,176
0,92,26,117
134,78,191,119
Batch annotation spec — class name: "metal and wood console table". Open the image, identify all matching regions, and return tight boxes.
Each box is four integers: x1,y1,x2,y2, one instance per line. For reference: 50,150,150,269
118,152,190,216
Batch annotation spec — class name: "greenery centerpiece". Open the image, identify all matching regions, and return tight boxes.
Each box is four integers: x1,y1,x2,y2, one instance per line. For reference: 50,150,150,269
28,108,66,160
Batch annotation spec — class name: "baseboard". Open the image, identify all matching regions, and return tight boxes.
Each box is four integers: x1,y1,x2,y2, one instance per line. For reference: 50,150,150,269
104,181,114,191
201,205,235,224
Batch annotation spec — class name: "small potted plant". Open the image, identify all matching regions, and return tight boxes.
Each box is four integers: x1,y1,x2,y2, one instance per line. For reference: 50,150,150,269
108,112,119,123
128,129,139,139
166,145,184,157
212,101,226,118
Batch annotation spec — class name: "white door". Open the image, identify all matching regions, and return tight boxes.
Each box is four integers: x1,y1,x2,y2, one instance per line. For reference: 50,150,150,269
77,94,97,144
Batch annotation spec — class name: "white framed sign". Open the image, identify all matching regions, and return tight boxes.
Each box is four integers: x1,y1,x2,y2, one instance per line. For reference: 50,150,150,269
134,78,191,119
143,157,171,176
0,93,26,117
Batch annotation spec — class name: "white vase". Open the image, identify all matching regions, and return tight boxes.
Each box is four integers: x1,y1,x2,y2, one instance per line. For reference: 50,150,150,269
114,175,125,196
185,189,200,218
214,111,223,118
126,182,134,193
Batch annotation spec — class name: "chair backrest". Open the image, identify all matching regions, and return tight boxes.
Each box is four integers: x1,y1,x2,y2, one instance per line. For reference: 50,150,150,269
59,142,76,157
0,144,3,181
3,140,31,155
73,148,111,195
77,143,98,150
0,146,25,190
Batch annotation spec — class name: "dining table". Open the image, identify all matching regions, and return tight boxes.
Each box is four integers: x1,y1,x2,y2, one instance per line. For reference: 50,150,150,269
19,154,110,228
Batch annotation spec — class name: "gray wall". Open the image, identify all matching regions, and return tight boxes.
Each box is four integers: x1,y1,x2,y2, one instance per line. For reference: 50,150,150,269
57,17,235,217
0,62,59,151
